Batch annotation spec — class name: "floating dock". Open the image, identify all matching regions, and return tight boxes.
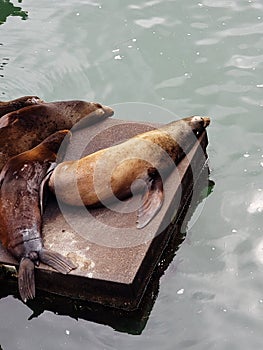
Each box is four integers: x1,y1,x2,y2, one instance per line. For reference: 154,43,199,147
0,118,209,312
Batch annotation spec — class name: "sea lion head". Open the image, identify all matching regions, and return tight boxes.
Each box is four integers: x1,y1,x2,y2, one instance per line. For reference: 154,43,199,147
4,95,44,107
183,115,210,137
68,101,114,130
0,96,44,118
190,115,210,128
23,96,44,105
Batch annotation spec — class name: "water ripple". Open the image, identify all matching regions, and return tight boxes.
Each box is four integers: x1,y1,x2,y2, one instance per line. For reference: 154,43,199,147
226,54,263,69
219,22,263,37
135,17,166,29
1,1,263,349
129,0,162,10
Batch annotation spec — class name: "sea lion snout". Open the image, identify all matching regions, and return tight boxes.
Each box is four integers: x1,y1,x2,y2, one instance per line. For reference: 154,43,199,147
191,116,210,128
202,116,210,128
72,102,114,130
26,97,44,105
88,102,114,118
95,103,114,118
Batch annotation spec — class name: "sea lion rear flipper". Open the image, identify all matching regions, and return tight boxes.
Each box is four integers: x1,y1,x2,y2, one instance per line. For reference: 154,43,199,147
136,168,164,229
18,258,35,302
38,248,77,274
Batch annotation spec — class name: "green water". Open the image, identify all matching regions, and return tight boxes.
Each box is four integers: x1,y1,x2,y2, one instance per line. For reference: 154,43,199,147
0,0,263,349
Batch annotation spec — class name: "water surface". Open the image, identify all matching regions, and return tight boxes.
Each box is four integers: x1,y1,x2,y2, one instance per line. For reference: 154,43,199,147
0,0,263,349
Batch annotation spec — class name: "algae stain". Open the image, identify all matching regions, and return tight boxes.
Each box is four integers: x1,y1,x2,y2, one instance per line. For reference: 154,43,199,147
0,0,28,25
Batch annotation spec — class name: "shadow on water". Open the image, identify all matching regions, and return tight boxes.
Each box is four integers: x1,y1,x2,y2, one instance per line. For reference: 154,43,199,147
0,167,215,335
0,0,28,25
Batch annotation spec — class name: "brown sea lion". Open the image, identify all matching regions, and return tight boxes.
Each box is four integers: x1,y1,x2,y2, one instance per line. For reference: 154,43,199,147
49,116,210,228
0,96,43,117
0,130,77,302
0,100,114,171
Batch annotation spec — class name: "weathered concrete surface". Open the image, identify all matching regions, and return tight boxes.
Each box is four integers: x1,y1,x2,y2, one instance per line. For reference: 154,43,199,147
0,169,212,335
0,118,209,310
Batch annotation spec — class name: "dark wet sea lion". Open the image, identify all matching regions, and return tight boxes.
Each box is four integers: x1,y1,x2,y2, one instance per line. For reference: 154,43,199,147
0,130,77,302
0,100,114,171
0,95,43,117
49,116,210,228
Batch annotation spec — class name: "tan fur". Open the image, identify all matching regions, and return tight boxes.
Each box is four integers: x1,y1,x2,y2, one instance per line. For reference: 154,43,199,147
49,116,210,207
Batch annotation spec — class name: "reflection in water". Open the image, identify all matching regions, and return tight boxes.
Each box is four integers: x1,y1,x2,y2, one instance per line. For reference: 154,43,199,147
0,167,215,335
0,0,28,25
247,190,263,214
221,187,263,226
254,238,263,265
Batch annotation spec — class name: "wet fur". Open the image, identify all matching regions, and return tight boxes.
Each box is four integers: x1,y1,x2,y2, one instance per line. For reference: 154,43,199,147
0,96,43,117
0,130,77,302
0,100,113,171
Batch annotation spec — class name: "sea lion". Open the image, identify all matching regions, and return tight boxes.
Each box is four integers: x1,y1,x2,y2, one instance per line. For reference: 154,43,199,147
49,116,210,228
0,95,43,117
0,100,114,171
0,130,77,302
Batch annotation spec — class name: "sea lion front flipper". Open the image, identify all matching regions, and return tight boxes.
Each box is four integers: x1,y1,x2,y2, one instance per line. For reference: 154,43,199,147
18,258,35,302
39,130,71,215
38,248,77,274
136,168,164,229
39,162,57,215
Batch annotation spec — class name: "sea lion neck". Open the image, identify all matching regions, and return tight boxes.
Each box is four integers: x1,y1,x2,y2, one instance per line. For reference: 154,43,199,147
0,130,70,176
40,130,71,154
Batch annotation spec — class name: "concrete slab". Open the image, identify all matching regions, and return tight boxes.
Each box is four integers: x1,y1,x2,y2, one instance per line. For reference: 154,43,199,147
0,168,212,335
0,118,209,310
